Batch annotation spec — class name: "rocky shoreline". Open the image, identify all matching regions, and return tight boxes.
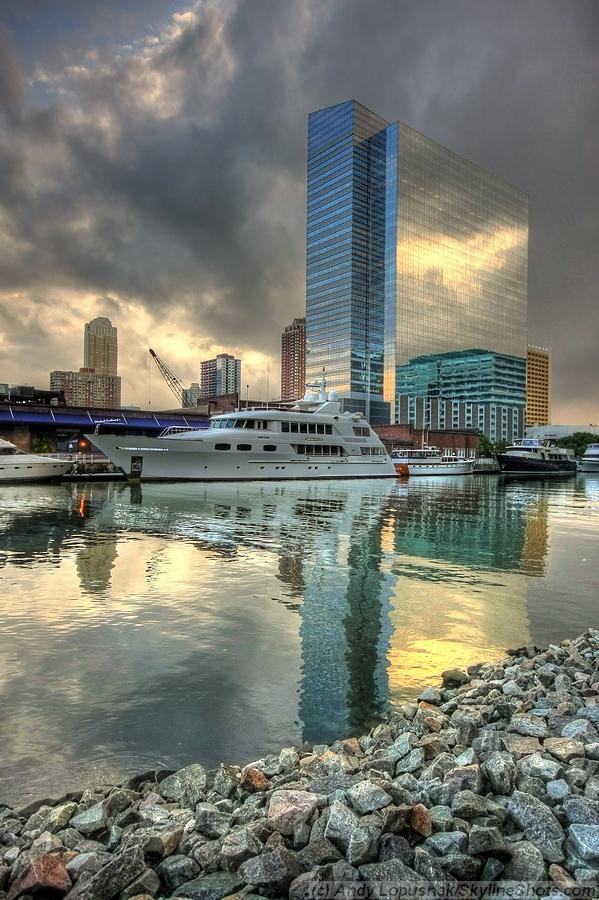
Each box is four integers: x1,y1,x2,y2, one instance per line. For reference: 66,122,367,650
2,630,599,900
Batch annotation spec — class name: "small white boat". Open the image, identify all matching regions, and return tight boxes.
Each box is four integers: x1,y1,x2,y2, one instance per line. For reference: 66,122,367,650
391,447,475,476
86,388,397,482
578,443,599,473
0,439,73,483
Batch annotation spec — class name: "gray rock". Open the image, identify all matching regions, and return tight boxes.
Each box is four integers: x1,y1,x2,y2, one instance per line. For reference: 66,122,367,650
519,754,563,782
267,790,319,835
346,781,392,815
501,842,546,883
451,790,487,819
119,866,161,898
441,852,483,880
467,825,510,858
157,853,199,893
65,850,112,882
173,871,244,900
568,825,599,860
360,858,426,896
419,687,442,705
394,748,425,775
220,826,262,869
66,846,146,900
378,834,414,865
324,800,360,853
299,837,342,867
70,802,107,836
195,802,233,838
509,715,549,738
347,824,380,866
425,831,468,855
508,790,565,862
442,669,470,688
385,733,415,762
160,763,207,807
429,805,454,832
24,801,78,835
289,862,359,900
191,839,225,873
562,720,597,742
213,765,239,799
238,847,304,891
443,764,483,795
546,779,571,802
121,822,184,859
562,797,599,826
480,857,505,881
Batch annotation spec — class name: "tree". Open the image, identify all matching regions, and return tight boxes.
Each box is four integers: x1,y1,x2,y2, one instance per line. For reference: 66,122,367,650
479,434,508,457
556,431,597,457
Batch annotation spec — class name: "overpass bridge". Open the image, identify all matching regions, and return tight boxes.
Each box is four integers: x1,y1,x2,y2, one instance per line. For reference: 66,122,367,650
0,404,210,453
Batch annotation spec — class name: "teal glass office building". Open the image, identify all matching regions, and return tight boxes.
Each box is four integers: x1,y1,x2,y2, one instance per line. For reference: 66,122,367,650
306,101,528,424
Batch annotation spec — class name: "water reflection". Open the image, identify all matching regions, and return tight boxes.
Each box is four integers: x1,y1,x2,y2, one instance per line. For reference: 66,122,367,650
0,476,598,806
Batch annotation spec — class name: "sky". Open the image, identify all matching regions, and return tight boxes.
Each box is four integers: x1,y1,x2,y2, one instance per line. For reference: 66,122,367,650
0,0,597,418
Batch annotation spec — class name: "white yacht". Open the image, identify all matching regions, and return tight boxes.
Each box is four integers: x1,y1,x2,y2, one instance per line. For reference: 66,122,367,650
391,447,475,476
578,443,599,473
87,390,397,482
0,439,74,483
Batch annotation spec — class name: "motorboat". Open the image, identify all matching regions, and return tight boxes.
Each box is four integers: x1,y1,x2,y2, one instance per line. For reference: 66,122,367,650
0,439,74,483
86,389,397,482
578,443,599,473
497,438,576,475
391,447,475,476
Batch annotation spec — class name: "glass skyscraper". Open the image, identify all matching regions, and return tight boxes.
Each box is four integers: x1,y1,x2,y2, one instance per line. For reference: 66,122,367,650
306,101,528,424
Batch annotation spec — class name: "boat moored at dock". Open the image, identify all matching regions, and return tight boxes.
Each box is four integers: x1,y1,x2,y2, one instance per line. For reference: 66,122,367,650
497,438,576,475
578,443,599,473
391,447,475,476
0,439,73,483
87,390,397,482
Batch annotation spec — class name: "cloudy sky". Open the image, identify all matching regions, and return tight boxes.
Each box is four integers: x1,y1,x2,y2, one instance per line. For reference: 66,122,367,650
0,0,597,417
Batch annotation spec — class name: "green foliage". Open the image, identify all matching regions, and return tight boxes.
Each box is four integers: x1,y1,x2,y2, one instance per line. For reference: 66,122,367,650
479,434,508,457
31,434,57,453
556,431,597,457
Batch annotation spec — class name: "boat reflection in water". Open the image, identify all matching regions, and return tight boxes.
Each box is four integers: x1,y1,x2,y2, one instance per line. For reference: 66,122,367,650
5,473,597,806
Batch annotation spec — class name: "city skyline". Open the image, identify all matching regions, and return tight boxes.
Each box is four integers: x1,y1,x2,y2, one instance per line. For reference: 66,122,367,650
0,1,597,419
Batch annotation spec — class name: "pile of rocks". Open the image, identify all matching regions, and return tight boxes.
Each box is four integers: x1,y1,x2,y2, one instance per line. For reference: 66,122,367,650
1,629,599,899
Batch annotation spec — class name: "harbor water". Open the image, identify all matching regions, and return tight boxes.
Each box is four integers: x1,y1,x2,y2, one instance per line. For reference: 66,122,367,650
1,475,598,805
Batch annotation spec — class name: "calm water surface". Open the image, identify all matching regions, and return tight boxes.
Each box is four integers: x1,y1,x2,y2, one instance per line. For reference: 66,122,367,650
1,475,598,804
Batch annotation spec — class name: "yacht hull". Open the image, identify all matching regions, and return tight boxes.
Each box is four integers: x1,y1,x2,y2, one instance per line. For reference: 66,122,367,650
405,460,475,476
578,460,599,473
497,454,576,475
87,434,398,481
0,459,73,483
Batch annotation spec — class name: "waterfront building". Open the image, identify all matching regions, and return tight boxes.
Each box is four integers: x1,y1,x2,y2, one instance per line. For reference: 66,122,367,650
526,423,599,440
393,348,526,441
305,100,528,424
50,368,122,408
394,395,524,445
526,345,550,426
200,354,241,399
0,384,65,405
281,317,306,401
84,317,118,376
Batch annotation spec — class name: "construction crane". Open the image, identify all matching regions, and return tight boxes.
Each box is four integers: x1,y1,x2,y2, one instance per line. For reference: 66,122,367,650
149,347,192,407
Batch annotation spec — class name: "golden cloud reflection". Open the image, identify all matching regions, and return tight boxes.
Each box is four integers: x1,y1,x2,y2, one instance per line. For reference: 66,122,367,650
386,555,531,699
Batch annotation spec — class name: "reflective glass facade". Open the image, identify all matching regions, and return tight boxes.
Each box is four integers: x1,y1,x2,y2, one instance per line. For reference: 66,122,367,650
306,101,528,424
306,101,390,423
395,349,526,407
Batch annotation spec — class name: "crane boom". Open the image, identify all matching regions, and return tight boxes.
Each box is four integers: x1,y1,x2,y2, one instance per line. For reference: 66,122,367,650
149,347,190,407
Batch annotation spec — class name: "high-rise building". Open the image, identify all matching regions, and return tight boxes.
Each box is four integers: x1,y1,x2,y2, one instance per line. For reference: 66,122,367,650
84,317,118,376
281,317,306,401
305,100,528,424
182,383,202,407
526,345,550,426
200,353,241,398
50,368,121,408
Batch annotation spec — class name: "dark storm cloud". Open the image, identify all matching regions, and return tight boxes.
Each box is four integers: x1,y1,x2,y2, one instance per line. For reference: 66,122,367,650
0,0,597,416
